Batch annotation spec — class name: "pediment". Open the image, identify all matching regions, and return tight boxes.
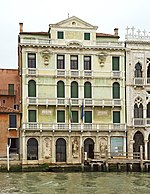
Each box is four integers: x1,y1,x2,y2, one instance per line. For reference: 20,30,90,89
50,16,98,30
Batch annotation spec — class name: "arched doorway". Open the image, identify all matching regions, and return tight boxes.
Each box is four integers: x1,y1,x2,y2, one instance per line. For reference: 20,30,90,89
27,138,38,160
84,138,94,159
56,138,66,162
133,131,144,158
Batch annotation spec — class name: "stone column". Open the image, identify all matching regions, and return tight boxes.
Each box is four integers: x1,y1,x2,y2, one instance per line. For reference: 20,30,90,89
22,130,26,164
51,134,55,163
39,134,43,164
68,135,71,164
129,140,135,159
144,140,148,160
107,134,111,158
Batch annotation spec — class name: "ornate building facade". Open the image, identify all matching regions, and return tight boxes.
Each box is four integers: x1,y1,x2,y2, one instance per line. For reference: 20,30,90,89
126,27,150,159
18,16,126,165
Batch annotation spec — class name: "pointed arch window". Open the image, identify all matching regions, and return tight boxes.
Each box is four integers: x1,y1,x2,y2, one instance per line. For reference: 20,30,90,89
147,102,150,118
71,81,78,98
135,62,142,77
113,82,120,99
84,82,92,98
28,80,36,97
134,98,143,118
57,81,65,98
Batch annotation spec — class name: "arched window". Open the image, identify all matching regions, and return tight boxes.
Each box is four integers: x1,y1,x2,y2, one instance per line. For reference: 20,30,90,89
57,81,65,98
147,102,150,118
27,138,38,160
134,103,143,118
112,82,120,99
147,64,150,78
71,81,78,98
84,82,92,98
135,62,142,77
28,80,36,97
56,138,66,162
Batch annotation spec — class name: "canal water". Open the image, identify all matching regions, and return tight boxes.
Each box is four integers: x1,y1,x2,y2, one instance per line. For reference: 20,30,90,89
0,172,150,194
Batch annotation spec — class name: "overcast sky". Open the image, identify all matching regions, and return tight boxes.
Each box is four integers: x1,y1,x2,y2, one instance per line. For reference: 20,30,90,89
0,0,150,69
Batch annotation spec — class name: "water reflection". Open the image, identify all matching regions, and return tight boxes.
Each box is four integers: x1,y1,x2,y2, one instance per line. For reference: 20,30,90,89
0,172,150,194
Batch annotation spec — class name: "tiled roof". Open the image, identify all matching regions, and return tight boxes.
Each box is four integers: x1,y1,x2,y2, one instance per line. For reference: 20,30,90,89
20,32,48,35
96,33,119,38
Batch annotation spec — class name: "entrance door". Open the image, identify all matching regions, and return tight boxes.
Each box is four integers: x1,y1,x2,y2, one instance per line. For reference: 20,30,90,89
27,138,38,160
84,138,94,159
56,138,66,162
133,131,144,158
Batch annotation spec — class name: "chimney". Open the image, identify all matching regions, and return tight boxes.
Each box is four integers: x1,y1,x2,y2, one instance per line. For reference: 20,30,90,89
114,28,118,36
19,23,23,33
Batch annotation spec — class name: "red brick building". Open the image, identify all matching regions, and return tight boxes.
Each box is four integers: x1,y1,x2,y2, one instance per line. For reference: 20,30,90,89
0,69,21,160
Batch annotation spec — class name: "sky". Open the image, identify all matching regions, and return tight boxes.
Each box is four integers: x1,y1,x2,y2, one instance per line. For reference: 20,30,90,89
0,0,150,69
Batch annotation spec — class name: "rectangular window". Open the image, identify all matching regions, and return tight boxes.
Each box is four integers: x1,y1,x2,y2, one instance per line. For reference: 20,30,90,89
112,56,119,71
57,55,65,69
8,138,19,154
57,110,65,123
84,33,90,40
72,111,78,123
111,137,123,156
28,53,36,68
84,56,91,70
113,111,120,123
57,31,64,39
9,114,17,128
85,111,92,123
28,110,36,122
70,55,78,70
8,84,14,95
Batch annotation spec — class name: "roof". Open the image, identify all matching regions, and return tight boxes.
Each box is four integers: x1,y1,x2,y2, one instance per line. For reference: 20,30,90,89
20,32,48,35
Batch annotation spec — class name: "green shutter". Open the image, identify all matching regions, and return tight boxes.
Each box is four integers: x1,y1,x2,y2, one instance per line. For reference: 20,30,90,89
8,84,14,95
113,83,120,99
28,80,36,97
72,111,78,123
112,57,119,71
57,31,64,39
84,33,90,40
84,82,91,98
71,82,78,98
85,111,92,123
57,81,65,98
113,111,120,123
57,111,65,122
29,110,36,122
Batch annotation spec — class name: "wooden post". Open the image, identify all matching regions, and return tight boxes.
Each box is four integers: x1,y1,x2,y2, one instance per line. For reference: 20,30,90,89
140,145,143,172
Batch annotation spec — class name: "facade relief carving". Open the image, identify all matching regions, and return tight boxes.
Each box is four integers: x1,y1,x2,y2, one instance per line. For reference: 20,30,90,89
40,50,53,65
43,137,51,159
99,137,107,158
72,137,79,158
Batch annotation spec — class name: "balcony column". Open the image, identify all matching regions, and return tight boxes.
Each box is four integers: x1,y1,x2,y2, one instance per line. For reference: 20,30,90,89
144,140,148,160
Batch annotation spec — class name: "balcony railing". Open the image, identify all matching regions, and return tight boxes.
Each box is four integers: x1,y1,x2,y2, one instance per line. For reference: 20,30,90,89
134,78,144,86
133,118,150,126
22,122,126,132
26,97,122,107
0,90,16,96
27,68,37,76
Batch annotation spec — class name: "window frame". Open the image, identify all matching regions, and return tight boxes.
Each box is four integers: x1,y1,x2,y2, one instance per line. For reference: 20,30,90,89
112,56,120,71
57,31,64,39
70,55,78,70
28,53,36,68
84,56,91,70
84,33,90,40
9,114,17,128
57,55,65,69
57,110,65,123
113,111,120,123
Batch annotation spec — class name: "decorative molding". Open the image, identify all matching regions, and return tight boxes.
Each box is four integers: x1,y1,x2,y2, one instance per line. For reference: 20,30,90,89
96,52,107,66
40,49,53,65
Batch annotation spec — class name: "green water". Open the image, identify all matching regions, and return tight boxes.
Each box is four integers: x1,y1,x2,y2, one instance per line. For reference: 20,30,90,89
0,172,150,194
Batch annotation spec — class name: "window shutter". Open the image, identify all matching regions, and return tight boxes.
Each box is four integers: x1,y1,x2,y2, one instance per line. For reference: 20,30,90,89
8,84,14,95
57,111,65,122
113,111,120,123
85,111,92,123
28,81,36,97
72,111,78,123
112,57,119,71
113,83,120,99
29,110,36,122
84,82,91,98
71,82,78,98
57,81,65,98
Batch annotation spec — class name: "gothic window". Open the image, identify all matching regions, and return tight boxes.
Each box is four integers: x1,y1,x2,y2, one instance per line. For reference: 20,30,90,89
135,62,142,77
134,97,143,118
147,102,150,118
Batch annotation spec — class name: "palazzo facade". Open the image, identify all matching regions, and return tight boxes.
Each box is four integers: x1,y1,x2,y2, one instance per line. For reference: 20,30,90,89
18,16,126,165
126,27,150,159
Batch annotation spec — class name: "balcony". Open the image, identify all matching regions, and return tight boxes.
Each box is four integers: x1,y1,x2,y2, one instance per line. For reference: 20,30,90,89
27,68,37,76
57,70,66,77
23,122,126,132
112,71,121,79
0,89,16,96
69,70,79,77
134,78,144,86
26,97,122,107
133,118,150,126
